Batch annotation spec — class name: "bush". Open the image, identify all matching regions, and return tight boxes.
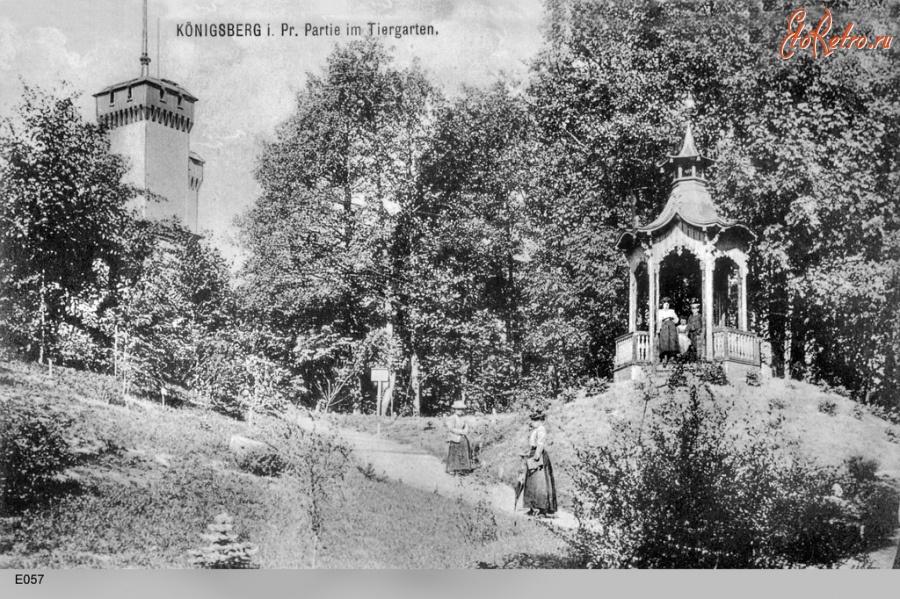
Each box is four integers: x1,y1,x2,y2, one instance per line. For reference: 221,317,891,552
818,398,838,416
452,498,498,545
841,457,900,549
256,416,352,567
571,385,869,568
666,361,727,391
0,398,78,514
187,512,258,569
235,450,285,477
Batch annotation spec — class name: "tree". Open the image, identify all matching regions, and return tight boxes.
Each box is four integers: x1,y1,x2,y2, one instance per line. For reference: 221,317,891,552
400,83,535,412
240,38,437,409
108,221,238,400
527,0,900,398
0,85,135,361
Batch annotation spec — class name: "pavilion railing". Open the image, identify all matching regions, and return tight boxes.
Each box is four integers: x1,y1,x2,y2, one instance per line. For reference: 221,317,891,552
711,328,760,366
616,328,760,371
614,331,652,369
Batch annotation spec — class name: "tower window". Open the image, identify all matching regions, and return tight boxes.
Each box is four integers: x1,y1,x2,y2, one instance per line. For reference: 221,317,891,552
177,95,183,109
127,87,133,101
159,88,166,102
109,91,115,104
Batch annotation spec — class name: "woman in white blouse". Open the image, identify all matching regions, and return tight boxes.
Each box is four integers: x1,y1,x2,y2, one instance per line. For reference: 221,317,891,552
522,411,557,516
445,400,474,474
658,296,680,366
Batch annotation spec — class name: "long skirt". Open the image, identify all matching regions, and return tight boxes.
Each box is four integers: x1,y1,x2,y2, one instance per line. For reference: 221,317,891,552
659,319,679,355
523,449,557,513
446,437,473,473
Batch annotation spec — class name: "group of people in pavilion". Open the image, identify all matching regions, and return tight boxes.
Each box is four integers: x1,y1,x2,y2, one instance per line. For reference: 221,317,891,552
656,296,705,366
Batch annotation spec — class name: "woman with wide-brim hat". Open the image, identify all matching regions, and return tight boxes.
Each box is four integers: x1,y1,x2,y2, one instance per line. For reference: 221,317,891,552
522,410,557,517
445,400,474,474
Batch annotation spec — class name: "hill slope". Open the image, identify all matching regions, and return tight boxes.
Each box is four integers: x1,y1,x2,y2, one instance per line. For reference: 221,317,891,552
0,360,568,569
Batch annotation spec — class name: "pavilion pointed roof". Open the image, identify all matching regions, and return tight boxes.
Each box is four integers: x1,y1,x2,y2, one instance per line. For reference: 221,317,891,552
616,124,754,250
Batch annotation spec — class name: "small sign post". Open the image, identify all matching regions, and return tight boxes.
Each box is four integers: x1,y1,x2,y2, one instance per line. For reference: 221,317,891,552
370,367,390,423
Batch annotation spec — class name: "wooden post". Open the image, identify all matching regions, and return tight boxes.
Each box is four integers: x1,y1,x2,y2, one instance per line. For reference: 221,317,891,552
648,257,657,363
410,353,421,416
739,265,748,331
704,251,715,357
628,261,637,333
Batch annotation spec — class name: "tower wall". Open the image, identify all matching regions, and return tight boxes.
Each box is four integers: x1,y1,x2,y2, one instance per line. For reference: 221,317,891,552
95,79,201,232
144,120,189,224
106,119,147,215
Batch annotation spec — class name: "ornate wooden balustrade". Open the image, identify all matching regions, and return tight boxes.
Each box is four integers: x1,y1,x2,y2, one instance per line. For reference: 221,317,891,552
614,331,652,369
711,327,760,366
614,328,760,380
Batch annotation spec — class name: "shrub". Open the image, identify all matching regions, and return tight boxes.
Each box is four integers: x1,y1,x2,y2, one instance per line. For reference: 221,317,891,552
187,512,258,569
666,361,727,390
235,450,285,477
0,398,78,514
818,398,838,416
572,385,869,568
257,417,351,567
452,498,498,545
841,457,900,549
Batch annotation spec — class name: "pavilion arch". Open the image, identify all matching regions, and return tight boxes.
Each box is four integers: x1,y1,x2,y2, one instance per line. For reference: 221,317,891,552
659,246,702,321
713,255,740,329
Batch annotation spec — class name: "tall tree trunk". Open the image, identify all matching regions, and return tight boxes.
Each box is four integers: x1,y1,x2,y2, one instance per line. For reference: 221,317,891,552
789,297,807,381
768,269,788,379
38,270,47,364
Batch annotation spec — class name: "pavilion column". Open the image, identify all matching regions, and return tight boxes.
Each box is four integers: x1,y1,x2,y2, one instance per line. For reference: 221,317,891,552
703,250,714,357
739,264,748,331
628,261,637,333
648,256,658,362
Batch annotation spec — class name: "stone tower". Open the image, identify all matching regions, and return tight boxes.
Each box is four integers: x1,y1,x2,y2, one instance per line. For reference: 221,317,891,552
93,0,204,233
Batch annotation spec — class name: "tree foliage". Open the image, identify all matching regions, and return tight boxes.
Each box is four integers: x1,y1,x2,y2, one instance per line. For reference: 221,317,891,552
573,382,880,568
0,85,134,359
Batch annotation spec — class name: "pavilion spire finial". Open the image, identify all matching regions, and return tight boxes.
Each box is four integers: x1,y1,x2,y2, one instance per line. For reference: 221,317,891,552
140,0,151,77
677,92,699,157
677,122,699,158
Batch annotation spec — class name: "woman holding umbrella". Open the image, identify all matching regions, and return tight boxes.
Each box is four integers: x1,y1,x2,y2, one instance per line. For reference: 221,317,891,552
445,400,474,475
521,411,557,517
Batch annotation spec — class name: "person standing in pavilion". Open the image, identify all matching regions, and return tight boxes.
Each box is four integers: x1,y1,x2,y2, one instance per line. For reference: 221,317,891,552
658,296,680,366
687,299,705,360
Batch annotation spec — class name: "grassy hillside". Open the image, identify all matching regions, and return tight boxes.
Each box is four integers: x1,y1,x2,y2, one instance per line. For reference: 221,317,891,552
336,373,900,546
0,360,570,569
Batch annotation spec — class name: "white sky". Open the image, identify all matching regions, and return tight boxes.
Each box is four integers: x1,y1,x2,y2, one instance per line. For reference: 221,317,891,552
0,0,545,263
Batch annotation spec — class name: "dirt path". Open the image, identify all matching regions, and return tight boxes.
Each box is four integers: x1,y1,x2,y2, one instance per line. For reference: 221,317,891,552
295,414,578,529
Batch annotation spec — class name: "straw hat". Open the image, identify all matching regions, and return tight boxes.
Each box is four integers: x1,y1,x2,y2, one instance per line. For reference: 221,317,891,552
450,400,467,410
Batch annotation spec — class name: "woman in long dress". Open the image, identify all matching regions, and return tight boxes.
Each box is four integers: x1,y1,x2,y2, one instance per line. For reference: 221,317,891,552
445,400,473,474
522,411,557,517
658,296,680,365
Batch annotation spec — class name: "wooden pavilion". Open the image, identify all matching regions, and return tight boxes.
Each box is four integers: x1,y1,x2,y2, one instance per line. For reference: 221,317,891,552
613,125,761,382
